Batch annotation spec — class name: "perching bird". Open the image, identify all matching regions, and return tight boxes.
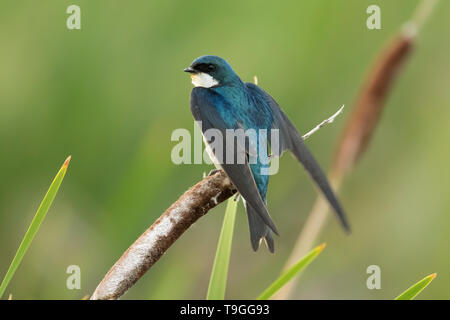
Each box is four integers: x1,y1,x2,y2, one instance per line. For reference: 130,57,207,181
184,55,350,253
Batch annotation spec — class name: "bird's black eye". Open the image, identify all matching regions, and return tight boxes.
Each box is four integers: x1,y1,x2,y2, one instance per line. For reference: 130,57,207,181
192,63,216,73
207,64,216,72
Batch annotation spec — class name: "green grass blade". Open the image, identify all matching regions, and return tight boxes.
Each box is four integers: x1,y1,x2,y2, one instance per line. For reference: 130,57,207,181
257,243,326,300
0,156,71,299
395,273,436,300
206,197,238,300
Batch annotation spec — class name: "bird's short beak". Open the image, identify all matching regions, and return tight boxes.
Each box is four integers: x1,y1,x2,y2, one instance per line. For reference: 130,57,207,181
184,67,196,73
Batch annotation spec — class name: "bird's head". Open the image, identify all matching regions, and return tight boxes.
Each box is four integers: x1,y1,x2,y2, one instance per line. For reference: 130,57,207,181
184,55,239,88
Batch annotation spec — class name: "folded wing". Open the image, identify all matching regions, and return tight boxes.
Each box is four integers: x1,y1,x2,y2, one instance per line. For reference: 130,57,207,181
245,83,351,233
190,87,279,235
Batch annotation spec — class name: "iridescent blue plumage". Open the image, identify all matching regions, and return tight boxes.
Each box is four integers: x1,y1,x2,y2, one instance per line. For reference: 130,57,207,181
186,55,350,252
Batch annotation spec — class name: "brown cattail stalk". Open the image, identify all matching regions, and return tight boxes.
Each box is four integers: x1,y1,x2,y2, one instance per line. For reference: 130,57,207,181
91,170,236,300
330,32,414,183
274,0,439,300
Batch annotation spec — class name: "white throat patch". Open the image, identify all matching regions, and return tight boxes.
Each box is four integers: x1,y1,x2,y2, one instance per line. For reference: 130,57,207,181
191,72,219,88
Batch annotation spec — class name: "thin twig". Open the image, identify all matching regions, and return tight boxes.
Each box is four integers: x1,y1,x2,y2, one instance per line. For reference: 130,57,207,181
90,106,343,300
302,105,344,140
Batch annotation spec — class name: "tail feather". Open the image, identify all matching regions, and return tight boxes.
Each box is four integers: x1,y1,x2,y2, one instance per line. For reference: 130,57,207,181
263,227,275,253
279,111,351,233
246,202,275,253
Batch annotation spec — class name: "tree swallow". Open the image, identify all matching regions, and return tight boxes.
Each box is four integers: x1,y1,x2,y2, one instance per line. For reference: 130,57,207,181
184,55,350,252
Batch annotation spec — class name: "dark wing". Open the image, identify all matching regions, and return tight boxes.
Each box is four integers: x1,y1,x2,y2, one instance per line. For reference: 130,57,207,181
190,87,279,235
245,201,275,252
245,83,351,233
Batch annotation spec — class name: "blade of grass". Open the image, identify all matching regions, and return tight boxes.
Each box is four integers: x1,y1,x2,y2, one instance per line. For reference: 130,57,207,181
257,243,326,300
395,273,436,300
0,156,71,299
206,197,238,300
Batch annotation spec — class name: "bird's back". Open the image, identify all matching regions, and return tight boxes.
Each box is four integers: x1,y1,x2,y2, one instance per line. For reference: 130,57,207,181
214,84,273,199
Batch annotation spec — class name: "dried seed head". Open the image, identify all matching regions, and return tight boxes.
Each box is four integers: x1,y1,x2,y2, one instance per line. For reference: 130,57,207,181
331,32,414,181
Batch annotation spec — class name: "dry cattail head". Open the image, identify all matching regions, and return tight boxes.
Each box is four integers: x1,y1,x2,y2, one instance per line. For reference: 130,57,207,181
331,30,415,182
276,0,440,300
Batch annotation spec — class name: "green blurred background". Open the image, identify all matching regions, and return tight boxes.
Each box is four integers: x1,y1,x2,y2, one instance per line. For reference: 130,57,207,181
0,0,449,299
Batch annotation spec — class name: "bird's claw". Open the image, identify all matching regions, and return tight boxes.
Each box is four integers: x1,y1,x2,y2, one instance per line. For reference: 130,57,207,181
211,191,222,205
